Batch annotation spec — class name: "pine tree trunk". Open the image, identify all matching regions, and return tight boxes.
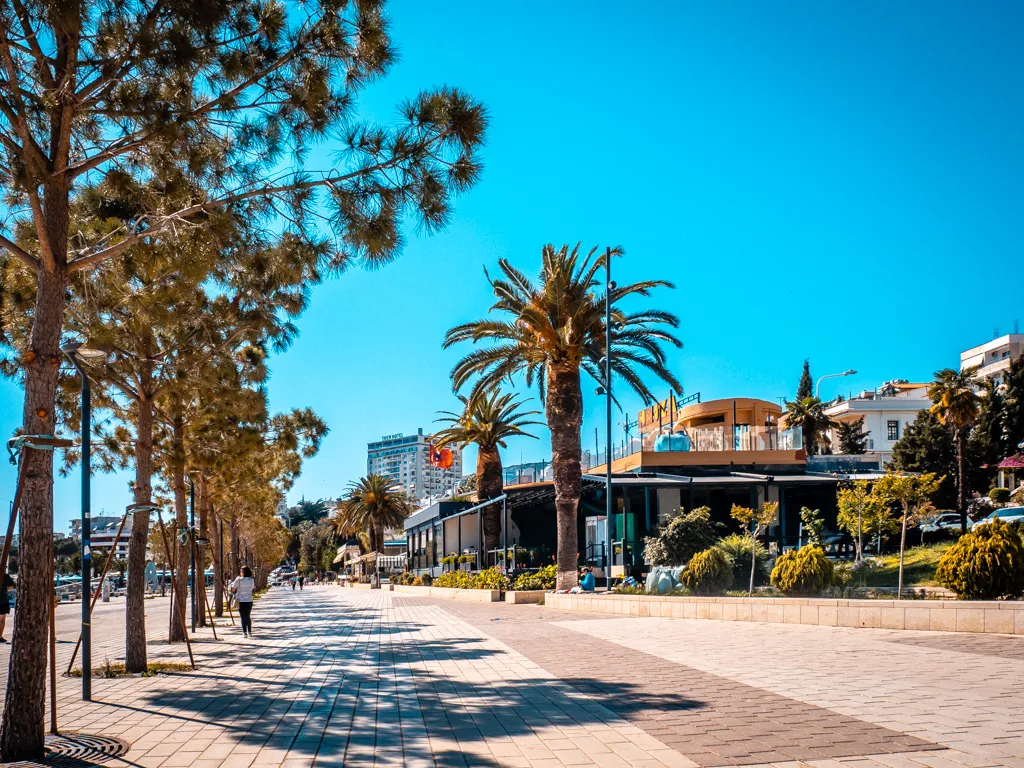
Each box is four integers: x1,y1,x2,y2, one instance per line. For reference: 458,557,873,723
212,507,223,617
230,514,240,581
170,407,189,643
477,445,503,556
546,365,583,591
197,477,208,627
0,264,67,761
125,392,154,672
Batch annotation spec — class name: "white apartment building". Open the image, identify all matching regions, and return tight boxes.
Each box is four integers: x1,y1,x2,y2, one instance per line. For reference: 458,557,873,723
960,333,1023,388
824,380,931,465
69,515,133,559
366,428,463,504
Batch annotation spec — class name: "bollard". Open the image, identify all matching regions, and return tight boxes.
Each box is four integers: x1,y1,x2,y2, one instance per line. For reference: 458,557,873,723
101,579,111,603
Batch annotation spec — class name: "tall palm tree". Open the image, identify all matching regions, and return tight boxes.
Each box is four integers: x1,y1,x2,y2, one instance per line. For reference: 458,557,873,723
783,397,837,455
928,367,981,534
444,244,682,589
335,475,414,553
433,391,543,555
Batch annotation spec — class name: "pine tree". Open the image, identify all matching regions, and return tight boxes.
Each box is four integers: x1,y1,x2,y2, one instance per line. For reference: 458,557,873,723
1003,357,1024,455
889,410,958,509
970,380,1006,482
0,4,485,755
838,417,869,455
797,359,813,400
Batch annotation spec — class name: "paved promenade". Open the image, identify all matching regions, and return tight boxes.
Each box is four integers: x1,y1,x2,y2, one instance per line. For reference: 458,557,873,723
0,587,1022,767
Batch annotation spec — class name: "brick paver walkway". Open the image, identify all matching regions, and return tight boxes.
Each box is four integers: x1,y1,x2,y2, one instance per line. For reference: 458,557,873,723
0,587,1021,767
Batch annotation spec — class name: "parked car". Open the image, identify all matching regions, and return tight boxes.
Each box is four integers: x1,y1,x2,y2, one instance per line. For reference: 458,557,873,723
920,512,963,534
970,506,1024,529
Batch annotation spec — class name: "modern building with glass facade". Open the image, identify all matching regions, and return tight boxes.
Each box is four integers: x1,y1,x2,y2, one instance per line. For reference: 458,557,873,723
403,395,873,580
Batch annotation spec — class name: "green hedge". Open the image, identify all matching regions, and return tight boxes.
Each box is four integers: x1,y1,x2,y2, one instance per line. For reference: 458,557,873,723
513,564,556,591
433,567,509,591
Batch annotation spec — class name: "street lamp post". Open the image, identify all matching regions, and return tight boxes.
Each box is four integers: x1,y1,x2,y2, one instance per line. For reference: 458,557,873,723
815,369,857,399
596,247,614,586
61,342,107,702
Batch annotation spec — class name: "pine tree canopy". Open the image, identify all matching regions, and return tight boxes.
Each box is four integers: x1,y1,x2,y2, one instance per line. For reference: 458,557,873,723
0,0,488,275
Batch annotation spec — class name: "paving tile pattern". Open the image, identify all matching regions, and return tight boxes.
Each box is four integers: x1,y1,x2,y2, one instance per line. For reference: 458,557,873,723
555,614,1024,767
400,599,935,767
881,633,1024,661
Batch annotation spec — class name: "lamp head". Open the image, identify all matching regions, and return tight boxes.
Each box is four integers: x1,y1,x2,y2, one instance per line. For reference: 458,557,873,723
845,369,857,376
60,341,107,361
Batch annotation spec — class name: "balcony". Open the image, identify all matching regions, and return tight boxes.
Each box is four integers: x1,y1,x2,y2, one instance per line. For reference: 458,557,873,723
592,425,805,473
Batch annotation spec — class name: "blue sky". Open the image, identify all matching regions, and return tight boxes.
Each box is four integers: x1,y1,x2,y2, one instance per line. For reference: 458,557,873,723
2,0,1023,533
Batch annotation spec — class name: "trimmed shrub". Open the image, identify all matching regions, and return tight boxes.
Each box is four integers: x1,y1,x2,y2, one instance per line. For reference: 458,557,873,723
433,571,474,589
716,534,771,588
935,518,1024,600
680,547,733,595
513,564,556,591
770,545,834,596
989,487,1011,504
643,506,721,566
419,573,433,586
472,567,510,591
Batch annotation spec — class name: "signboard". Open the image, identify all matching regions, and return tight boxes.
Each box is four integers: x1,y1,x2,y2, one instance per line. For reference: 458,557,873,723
637,393,679,433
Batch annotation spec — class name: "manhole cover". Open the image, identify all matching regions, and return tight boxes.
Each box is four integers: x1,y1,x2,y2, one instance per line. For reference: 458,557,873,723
3,733,129,767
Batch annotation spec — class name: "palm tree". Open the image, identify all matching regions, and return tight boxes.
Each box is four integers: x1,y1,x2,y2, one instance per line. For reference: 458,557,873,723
335,475,415,553
928,367,981,534
783,397,837,455
432,391,543,556
444,244,682,590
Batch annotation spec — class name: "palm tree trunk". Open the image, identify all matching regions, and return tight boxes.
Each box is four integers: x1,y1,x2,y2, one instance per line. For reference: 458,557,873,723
547,365,583,591
125,390,154,672
477,445,504,558
956,428,968,535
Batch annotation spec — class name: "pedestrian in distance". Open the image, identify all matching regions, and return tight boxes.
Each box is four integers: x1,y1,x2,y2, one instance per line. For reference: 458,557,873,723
0,572,14,642
229,566,256,638
291,578,296,591
298,575,304,590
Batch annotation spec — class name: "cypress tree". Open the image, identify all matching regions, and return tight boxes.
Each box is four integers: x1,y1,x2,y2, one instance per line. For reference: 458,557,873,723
797,359,813,400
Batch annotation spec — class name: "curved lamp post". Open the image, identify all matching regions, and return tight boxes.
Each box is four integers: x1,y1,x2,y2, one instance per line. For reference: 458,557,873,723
60,341,108,702
815,369,857,399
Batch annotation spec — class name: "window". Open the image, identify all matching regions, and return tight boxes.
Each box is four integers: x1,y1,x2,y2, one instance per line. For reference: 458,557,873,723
887,420,899,441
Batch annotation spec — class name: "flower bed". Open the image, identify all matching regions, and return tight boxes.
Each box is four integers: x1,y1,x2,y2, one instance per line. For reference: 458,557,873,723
391,584,501,602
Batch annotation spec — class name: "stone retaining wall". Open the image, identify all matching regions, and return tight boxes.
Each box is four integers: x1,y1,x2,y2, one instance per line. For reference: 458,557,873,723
505,590,545,605
392,584,501,602
545,593,1024,634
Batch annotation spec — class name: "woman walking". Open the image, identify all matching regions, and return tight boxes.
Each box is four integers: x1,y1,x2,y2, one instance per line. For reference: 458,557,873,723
229,566,256,638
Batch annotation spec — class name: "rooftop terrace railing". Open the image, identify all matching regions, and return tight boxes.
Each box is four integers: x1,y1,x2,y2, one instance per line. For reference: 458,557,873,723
599,425,804,465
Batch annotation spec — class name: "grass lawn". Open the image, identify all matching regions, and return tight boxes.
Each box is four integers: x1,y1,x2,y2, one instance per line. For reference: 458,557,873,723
854,542,954,588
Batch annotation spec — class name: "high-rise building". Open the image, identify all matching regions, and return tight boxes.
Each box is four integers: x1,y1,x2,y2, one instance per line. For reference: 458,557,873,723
366,428,463,503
